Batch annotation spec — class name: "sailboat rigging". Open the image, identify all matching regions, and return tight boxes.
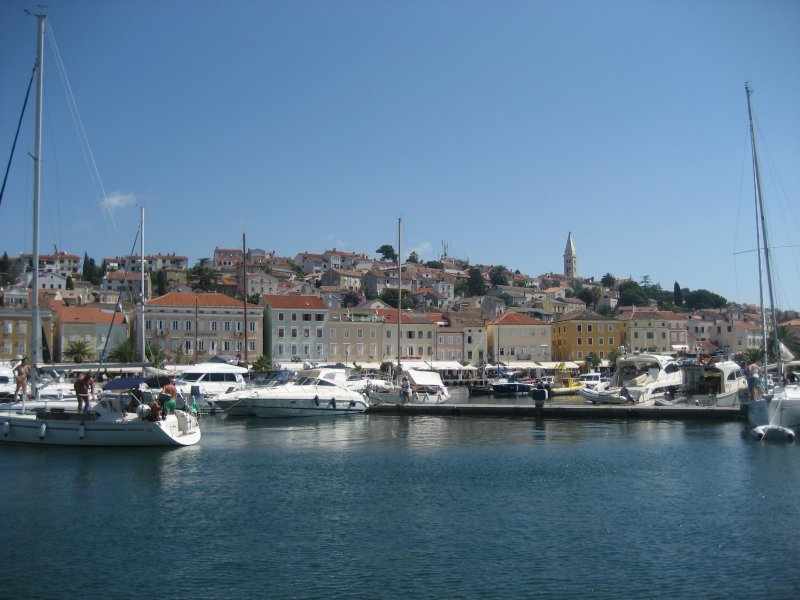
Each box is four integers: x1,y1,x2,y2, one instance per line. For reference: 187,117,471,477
1,14,200,445
745,83,799,441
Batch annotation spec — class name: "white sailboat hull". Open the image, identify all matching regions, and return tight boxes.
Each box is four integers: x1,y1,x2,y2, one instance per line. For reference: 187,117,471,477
0,409,200,447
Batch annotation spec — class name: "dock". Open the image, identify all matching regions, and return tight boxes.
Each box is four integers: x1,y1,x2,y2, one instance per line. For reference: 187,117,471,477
367,402,744,421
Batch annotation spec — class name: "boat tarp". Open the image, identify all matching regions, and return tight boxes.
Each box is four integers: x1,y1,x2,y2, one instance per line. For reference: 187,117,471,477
405,369,446,388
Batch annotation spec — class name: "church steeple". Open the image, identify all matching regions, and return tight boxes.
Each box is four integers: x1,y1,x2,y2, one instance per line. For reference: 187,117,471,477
563,232,577,278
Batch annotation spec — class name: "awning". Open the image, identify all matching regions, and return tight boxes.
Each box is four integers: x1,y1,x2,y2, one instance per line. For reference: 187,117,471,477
671,345,689,351
537,361,580,370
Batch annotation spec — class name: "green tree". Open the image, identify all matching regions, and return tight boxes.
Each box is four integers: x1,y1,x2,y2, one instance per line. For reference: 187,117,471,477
376,244,398,262
154,269,168,296
187,258,218,292
576,287,601,309
683,289,727,310
253,354,272,371
64,339,94,362
144,342,167,366
407,251,420,264
108,339,139,362
673,281,683,307
425,260,444,270
617,281,649,307
778,326,800,359
66,275,74,290
82,253,103,285
0,252,14,286
342,291,363,307
379,288,411,309
585,352,600,370
601,273,616,288
489,265,510,287
464,267,487,297
608,347,622,367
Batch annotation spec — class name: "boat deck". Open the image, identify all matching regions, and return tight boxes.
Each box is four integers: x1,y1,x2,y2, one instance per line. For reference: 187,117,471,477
367,402,743,421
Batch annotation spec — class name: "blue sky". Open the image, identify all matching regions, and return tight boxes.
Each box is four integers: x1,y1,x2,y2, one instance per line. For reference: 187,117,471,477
1,0,799,310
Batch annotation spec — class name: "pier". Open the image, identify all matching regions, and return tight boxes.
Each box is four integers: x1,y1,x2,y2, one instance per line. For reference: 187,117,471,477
367,402,743,421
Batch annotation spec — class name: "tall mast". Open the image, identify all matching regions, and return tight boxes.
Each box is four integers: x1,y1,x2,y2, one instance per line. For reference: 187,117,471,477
746,83,781,379
397,217,402,375
140,205,146,375
242,231,248,364
29,13,46,401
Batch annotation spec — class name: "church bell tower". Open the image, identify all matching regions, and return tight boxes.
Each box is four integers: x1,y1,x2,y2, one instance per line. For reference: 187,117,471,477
563,232,577,278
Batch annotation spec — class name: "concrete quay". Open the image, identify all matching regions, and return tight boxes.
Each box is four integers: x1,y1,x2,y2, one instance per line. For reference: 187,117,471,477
367,402,743,421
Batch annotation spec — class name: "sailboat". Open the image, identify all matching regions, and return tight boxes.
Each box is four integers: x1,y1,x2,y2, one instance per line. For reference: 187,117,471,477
364,218,449,406
742,83,799,442
1,14,200,446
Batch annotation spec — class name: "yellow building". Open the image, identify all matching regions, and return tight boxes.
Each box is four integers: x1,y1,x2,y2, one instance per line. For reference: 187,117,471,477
487,312,551,365
551,310,621,364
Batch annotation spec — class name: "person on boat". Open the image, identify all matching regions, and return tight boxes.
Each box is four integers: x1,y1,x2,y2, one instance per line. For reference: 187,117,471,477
12,356,30,402
747,360,762,400
147,399,162,421
160,378,178,414
401,376,411,404
74,372,95,414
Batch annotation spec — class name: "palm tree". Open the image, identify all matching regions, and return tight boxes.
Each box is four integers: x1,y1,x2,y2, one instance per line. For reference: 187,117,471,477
64,339,94,363
253,354,272,372
108,339,139,362
144,342,167,367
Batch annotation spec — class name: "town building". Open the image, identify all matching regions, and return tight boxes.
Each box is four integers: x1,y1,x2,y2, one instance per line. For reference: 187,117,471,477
552,310,621,364
263,295,327,365
142,292,262,363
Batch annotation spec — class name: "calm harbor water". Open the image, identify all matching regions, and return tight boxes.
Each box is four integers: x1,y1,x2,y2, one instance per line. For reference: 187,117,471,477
1,406,799,599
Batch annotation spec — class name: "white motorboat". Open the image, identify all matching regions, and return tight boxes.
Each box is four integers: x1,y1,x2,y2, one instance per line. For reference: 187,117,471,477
664,358,748,407
244,373,369,418
173,361,248,412
577,372,610,390
578,353,682,405
209,370,293,416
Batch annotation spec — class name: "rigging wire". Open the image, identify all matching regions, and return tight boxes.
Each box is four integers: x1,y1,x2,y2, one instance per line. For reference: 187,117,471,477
46,21,119,238
0,58,36,208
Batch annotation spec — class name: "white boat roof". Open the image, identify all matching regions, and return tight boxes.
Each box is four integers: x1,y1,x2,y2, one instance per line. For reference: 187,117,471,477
170,362,248,374
405,369,446,387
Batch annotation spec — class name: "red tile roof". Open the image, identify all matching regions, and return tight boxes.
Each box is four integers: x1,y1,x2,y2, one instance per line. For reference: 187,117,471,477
149,291,259,308
264,295,325,309
59,305,127,325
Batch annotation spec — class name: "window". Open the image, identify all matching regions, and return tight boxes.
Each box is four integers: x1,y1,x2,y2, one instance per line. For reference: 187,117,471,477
185,320,192,331
303,328,310,338
211,321,218,332
172,320,179,331
145,320,152,331
357,329,363,339
587,338,593,345
316,327,323,338
278,312,284,321
316,314,324,321
249,321,257,332
329,329,336,339
329,343,337,356
224,321,231,331
370,328,377,339
587,324,593,332
577,324,582,332
277,344,284,356
291,328,298,338
197,340,205,352
291,313,297,321
278,328,285,338
303,313,311,322
224,341,231,352
577,338,582,345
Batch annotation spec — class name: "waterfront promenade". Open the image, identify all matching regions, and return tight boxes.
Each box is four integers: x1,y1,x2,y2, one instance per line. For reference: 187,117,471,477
368,402,742,421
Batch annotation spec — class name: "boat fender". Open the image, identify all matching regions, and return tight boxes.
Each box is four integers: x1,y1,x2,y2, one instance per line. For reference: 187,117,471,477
329,397,336,409
79,422,85,440
2,421,9,437
350,399,356,407
39,422,46,440
314,395,320,407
